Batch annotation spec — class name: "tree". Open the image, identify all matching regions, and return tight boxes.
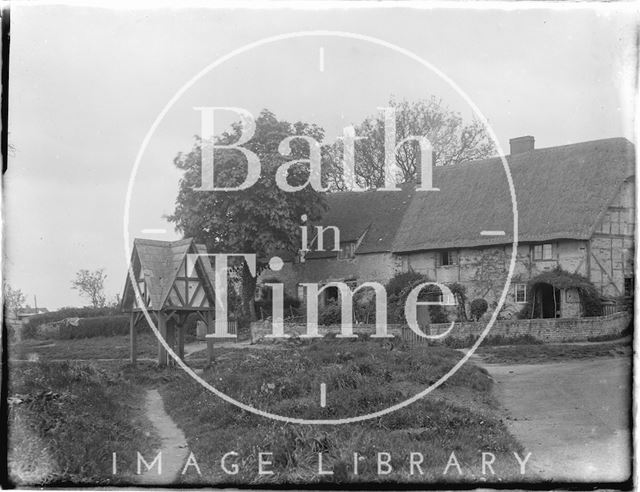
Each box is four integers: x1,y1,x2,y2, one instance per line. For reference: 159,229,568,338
4,283,25,318
323,96,496,190
71,269,107,308
168,109,327,326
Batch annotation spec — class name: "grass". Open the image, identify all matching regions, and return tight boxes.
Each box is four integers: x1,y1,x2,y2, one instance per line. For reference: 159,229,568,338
157,338,525,484
11,334,159,361
444,333,543,349
7,360,160,486
6,335,531,485
477,340,632,364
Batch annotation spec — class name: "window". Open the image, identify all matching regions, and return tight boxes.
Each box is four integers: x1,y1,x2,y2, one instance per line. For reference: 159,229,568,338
338,242,356,260
439,250,458,266
533,243,553,260
515,284,527,303
624,277,634,297
297,284,305,302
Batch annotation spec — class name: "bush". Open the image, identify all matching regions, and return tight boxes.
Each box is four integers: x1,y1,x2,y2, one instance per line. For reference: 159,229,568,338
23,307,119,338
255,295,301,319
582,293,603,317
470,298,488,321
385,270,426,298
58,315,133,339
386,271,430,324
318,299,342,325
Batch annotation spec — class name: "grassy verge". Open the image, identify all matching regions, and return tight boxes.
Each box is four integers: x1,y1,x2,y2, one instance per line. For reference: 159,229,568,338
477,340,631,364
11,334,159,361
7,360,160,486
158,338,526,484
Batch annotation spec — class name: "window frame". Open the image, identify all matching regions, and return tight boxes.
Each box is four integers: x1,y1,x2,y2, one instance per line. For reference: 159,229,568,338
514,283,527,303
438,250,458,267
533,243,553,261
624,277,634,297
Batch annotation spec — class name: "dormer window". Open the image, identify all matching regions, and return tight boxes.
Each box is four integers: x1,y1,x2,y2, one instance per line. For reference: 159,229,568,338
338,242,356,260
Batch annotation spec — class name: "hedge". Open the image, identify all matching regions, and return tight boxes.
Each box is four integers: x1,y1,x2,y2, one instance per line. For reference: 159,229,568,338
47,314,199,340
57,315,132,339
23,306,119,337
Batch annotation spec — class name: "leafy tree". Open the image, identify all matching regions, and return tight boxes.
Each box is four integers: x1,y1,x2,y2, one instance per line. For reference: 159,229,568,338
71,269,107,308
4,283,25,318
323,96,496,190
168,109,327,325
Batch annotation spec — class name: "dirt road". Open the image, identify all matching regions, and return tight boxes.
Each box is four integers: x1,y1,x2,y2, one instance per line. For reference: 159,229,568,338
484,356,631,482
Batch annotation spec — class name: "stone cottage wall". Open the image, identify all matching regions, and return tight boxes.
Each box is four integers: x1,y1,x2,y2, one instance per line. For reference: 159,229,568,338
400,241,592,318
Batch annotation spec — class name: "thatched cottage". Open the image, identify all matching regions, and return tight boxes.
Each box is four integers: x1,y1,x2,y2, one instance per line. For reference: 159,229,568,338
266,137,635,319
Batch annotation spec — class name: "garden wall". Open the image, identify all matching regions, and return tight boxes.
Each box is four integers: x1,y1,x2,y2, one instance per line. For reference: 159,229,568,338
251,312,631,344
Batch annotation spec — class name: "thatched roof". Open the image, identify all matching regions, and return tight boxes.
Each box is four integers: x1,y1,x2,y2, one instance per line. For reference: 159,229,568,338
391,137,634,252
121,238,216,311
306,184,415,258
528,268,598,293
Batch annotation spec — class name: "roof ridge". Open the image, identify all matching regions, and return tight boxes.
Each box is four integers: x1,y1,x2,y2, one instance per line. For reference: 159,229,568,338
133,237,194,247
455,136,634,169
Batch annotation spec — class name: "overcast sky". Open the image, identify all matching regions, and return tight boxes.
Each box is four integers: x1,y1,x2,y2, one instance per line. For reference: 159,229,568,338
4,2,637,309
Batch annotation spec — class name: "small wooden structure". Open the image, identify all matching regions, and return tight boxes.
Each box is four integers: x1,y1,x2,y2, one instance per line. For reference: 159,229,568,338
121,238,217,366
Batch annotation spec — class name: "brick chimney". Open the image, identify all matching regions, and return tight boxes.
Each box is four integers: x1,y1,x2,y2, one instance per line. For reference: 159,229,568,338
509,136,535,155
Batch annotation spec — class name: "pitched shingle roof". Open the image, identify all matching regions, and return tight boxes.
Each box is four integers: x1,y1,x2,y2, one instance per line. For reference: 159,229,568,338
392,137,634,252
122,238,215,311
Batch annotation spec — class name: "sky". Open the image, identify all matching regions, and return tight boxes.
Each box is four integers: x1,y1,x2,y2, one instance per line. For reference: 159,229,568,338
4,2,638,309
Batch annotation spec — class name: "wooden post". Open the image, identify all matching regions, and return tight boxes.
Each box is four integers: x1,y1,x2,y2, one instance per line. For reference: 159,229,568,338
130,312,137,365
206,310,214,365
177,321,185,361
167,322,175,367
158,312,167,367
530,289,535,319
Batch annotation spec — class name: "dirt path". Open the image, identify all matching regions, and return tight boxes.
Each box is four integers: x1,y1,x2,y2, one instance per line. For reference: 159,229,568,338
482,356,631,482
138,389,189,485
184,339,277,357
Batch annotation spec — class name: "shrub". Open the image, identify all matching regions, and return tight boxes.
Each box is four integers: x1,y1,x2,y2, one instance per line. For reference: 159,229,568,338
23,307,119,338
318,299,342,325
58,316,131,339
470,298,488,321
386,271,430,324
255,295,300,319
582,293,603,317
385,270,426,298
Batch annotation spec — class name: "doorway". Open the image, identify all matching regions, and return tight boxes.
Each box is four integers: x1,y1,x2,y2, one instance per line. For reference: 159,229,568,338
538,283,561,318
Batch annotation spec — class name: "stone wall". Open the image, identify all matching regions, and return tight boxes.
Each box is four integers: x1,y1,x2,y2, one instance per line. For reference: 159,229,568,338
251,312,630,344
427,312,630,343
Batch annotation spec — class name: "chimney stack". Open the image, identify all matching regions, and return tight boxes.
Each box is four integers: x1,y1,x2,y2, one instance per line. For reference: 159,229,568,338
509,136,535,155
